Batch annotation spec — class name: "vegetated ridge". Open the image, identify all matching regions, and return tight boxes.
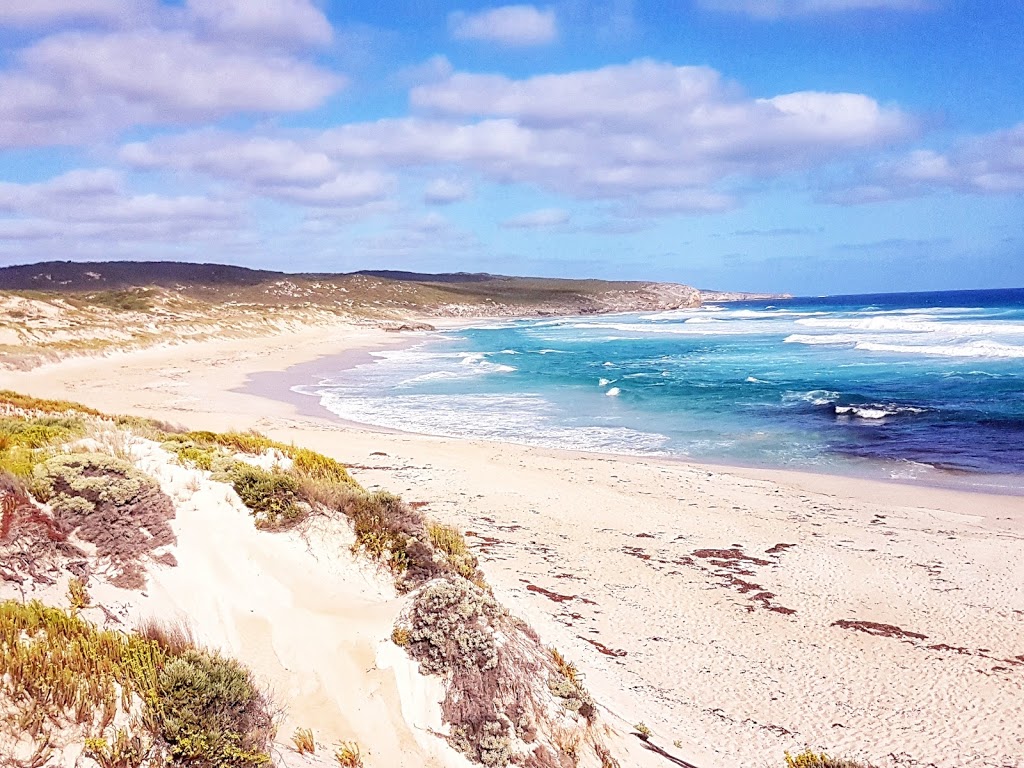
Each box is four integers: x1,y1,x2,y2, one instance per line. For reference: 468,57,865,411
0,260,704,369
0,260,702,315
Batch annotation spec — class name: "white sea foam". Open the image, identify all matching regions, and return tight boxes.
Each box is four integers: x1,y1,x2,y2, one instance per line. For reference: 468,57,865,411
598,378,612,386
796,316,1024,335
605,387,621,397
784,389,839,406
835,404,927,419
855,340,1024,359
313,391,669,455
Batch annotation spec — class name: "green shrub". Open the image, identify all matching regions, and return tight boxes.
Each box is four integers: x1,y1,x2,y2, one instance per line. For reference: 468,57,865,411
428,522,479,580
161,439,221,471
0,600,273,766
227,462,304,528
155,650,272,766
289,447,357,487
0,415,83,448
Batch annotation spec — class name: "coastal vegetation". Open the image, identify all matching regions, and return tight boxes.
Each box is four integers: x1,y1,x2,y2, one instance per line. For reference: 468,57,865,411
0,601,273,767
0,390,877,767
0,261,701,369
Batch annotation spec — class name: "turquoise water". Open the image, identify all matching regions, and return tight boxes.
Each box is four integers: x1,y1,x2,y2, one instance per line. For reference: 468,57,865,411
296,288,1024,492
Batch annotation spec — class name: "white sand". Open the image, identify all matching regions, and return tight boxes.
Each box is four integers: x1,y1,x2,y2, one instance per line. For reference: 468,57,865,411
3,321,1022,768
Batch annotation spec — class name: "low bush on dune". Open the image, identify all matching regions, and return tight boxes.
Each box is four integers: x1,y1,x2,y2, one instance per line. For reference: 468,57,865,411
0,414,84,480
398,577,596,767
0,601,273,767
224,462,305,529
348,491,483,590
31,452,176,588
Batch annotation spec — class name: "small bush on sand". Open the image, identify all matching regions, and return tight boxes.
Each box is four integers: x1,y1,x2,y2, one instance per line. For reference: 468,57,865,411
785,751,872,768
68,576,90,611
334,742,363,767
408,578,502,675
292,727,316,754
161,438,221,471
155,649,273,766
289,447,357,487
391,626,411,646
226,462,304,528
428,522,480,580
0,415,83,449
547,648,596,721
0,415,82,480
32,452,176,588
634,722,652,741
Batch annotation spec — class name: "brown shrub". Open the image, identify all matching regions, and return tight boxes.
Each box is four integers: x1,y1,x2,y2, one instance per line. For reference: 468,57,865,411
32,453,176,589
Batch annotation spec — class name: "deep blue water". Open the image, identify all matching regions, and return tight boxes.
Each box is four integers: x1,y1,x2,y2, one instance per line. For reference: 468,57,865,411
297,288,1024,492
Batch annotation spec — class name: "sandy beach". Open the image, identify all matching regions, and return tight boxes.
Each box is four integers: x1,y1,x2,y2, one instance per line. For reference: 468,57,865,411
2,321,1022,768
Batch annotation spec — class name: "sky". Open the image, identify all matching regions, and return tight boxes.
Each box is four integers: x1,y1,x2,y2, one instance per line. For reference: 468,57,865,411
0,1,1021,294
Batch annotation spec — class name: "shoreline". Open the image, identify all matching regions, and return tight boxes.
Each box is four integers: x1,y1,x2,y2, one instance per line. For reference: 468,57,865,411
239,328,1024,519
2,320,1022,767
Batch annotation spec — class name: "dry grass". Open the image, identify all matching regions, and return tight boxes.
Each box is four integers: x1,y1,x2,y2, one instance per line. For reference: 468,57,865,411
550,647,582,687
67,576,90,611
334,741,363,767
0,390,101,416
785,751,872,768
136,616,197,657
292,727,316,754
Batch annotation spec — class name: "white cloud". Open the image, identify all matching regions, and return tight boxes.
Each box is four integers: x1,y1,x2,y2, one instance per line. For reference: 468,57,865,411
0,19,341,148
186,0,332,47
828,122,1024,203
0,0,147,28
122,59,912,218
449,5,557,47
0,168,241,260
121,131,396,208
423,178,473,205
698,0,930,17
501,208,570,228
394,55,455,88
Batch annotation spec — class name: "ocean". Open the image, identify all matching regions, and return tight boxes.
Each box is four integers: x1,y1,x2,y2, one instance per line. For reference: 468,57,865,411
294,288,1024,493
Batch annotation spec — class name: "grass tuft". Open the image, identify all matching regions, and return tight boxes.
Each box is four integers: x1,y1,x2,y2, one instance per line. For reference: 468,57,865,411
334,741,363,767
67,576,90,612
785,750,872,768
292,727,316,754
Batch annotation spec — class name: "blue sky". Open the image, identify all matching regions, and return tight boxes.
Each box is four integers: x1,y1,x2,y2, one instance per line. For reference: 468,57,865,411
0,0,1021,294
